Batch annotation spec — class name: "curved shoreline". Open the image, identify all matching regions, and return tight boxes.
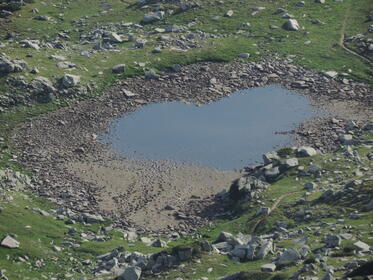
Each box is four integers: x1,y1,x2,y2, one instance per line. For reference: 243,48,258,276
12,57,373,234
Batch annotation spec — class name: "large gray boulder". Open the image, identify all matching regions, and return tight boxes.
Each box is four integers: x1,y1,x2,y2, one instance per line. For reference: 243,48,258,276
229,176,267,200
277,248,301,264
231,244,250,259
324,234,341,248
283,19,300,31
118,266,141,280
31,76,56,93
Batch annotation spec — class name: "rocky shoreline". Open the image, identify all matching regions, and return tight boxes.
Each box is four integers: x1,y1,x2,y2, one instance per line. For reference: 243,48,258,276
11,56,373,234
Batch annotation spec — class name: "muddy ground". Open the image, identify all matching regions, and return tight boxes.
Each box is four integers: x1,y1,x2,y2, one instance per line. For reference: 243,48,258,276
12,57,372,234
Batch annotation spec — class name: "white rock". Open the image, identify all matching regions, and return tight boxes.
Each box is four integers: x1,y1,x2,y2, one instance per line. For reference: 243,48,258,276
261,263,276,272
353,241,370,252
108,32,123,43
1,235,20,249
324,71,338,78
124,231,138,242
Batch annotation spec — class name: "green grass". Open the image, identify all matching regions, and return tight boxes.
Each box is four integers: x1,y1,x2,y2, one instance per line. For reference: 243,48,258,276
0,190,170,279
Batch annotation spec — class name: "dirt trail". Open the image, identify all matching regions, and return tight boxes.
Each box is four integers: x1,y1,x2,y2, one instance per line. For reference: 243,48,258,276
252,191,303,234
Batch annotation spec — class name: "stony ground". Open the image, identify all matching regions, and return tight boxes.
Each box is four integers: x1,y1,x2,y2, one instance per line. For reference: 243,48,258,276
0,0,372,279
10,57,372,234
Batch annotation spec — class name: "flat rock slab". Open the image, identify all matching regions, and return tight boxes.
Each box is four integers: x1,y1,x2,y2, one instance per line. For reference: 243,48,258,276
1,235,20,248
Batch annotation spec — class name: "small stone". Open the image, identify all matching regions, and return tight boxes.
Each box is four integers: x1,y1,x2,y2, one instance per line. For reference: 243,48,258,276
225,10,234,17
112,64,126,74
238,53,250,59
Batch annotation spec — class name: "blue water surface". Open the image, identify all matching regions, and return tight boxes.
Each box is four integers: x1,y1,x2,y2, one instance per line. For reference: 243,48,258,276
101,85,318,170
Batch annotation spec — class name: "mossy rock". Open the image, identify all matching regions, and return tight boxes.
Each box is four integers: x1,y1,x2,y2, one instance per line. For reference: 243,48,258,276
277,148,294,158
